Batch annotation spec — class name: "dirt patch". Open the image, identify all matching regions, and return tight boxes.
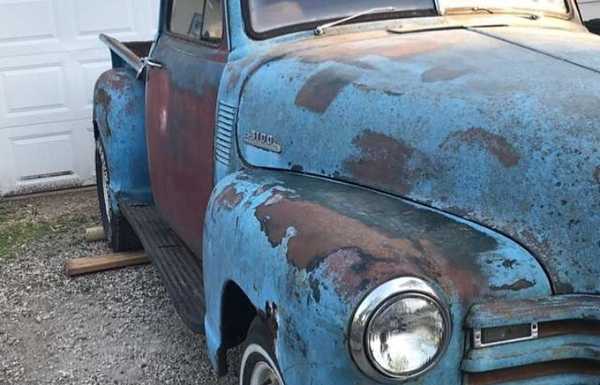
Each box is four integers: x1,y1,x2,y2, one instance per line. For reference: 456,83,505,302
0,190,239,385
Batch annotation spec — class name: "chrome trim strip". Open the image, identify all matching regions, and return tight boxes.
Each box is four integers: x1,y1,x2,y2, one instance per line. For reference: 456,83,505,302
473,322,539,349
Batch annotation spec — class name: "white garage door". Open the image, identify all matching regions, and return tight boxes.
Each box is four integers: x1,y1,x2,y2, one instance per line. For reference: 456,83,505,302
579,0,600,21
0,0,159,196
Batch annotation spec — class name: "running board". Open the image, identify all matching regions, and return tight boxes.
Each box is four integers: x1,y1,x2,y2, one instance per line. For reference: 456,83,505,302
119,200,205,332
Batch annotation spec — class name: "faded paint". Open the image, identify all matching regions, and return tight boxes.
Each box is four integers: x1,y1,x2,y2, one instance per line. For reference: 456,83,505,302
237,26,600,297
146,33,228,254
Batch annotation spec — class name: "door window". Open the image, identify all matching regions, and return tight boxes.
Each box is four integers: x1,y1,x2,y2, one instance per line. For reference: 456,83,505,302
202,0,224,42
169,0,223,42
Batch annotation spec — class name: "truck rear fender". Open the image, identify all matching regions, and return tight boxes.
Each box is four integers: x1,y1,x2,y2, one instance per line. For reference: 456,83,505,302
93,67,152,209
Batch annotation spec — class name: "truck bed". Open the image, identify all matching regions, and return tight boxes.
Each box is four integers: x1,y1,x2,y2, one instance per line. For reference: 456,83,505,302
100,34,152,74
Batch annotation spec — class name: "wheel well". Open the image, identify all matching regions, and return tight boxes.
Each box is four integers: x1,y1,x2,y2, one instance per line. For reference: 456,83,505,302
218,281,257,375
221,281,257,350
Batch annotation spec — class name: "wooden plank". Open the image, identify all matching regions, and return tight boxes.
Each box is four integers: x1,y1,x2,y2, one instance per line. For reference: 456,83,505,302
65,252,150,277
85,226,106,242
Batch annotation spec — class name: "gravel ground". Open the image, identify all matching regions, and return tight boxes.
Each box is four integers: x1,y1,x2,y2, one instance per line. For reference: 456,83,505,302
0,189,239,385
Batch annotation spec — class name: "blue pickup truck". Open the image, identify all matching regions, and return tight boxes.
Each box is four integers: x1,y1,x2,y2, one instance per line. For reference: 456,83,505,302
93,1,600,384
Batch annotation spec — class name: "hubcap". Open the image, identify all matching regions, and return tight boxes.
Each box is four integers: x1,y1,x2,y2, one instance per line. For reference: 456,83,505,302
250,362,281,385
98,143,112,224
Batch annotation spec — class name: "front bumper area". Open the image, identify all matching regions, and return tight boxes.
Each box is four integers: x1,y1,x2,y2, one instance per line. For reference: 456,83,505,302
463,295,600,385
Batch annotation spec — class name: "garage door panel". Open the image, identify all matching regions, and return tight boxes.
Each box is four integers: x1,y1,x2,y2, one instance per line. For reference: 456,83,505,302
13,131,74,180
0,0,57,44
2,64,67,115
0,53,75,127
0,0,159,196
4,119,95,195
75,0,136,37
0,129,16,193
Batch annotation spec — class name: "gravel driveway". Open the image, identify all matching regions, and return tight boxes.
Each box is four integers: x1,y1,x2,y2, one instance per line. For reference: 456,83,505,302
0,189,239,385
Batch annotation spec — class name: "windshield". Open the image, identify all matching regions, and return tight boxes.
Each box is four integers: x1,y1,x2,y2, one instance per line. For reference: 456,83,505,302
246,0,436,37
246,0,570,38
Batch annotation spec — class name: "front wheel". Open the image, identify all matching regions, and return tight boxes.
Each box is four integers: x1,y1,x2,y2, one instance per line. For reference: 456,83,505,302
95,138,140,252
240,318,285,385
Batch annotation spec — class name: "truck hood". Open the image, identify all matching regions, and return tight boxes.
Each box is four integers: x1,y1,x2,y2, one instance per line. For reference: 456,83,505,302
236,26,600,294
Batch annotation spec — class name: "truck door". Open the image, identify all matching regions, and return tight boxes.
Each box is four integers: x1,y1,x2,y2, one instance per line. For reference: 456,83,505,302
145,0,227,254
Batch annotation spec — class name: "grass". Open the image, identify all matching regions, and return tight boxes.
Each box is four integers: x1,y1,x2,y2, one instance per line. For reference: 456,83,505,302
0,192,99,261
0,201,51,261
0,221,52,260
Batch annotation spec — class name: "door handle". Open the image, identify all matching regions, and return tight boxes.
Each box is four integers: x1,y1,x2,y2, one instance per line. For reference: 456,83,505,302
143,58,164,69
137,57,165,78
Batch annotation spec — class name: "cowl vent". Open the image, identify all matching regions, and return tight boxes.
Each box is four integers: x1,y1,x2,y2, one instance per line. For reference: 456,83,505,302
215,101,237,166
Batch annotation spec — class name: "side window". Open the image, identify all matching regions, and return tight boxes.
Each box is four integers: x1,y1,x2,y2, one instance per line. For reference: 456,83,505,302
202,0,223,42
169,0,223,43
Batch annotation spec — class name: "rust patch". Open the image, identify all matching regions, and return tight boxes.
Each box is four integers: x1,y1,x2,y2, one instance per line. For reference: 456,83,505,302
465,359,600,385
490,279,535,291
344,130,433,195
216,185,244,210
421,65,472,83
441,128,521,168
256,198,428,285
295,67,361,114
594,166,600,185
540,319,600,338
95,88,111,107
254,190,494,298
103,70,128,90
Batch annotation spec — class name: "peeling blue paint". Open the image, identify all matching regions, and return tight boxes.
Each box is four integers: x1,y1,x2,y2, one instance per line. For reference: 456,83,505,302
93,68,152,210
204,170,555,385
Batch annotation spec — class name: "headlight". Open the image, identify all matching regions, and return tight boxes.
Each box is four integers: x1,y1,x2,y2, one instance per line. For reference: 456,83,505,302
349,277,450,383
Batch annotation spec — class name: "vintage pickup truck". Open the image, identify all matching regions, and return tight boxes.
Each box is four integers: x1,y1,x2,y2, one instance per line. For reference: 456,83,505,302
93,1,600,384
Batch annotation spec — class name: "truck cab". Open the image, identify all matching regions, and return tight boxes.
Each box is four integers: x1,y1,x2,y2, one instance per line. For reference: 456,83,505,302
93,1,600,384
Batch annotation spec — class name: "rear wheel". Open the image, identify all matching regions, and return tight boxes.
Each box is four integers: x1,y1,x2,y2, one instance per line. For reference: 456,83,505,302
95,139,140,252
240,318,285,385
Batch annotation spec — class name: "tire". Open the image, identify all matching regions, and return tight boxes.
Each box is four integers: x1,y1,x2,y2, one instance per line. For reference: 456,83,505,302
95,139,141,252
240,317,285,385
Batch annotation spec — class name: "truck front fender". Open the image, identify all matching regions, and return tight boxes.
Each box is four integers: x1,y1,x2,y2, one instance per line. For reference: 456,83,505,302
203,170,551,384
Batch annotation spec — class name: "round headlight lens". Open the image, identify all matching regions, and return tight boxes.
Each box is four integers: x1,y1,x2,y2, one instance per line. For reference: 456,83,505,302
366,294,446,377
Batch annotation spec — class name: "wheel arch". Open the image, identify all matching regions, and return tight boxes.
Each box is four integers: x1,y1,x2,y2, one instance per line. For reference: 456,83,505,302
216,280,258,375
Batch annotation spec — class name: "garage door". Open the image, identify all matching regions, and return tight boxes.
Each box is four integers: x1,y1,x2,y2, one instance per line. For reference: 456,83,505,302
579,0,600,21
0,0,159,196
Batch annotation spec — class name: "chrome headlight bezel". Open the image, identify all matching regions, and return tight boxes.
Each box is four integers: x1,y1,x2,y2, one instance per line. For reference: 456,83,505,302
349,277,451,383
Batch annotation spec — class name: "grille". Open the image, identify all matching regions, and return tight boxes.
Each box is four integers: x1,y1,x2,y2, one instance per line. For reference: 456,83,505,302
215,101,237,166
466,360,600,385
463,295,600,385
